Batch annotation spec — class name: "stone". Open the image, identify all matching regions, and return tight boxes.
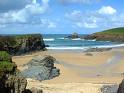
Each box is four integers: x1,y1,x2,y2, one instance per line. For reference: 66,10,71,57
22,55,60,80
100,85,118,93
117,79,124,93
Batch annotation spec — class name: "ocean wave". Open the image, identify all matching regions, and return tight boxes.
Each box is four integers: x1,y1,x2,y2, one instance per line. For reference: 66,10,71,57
71,38,83,40
43,38,55,41
47,47,87,50
46,43,124,50
94,43,124,48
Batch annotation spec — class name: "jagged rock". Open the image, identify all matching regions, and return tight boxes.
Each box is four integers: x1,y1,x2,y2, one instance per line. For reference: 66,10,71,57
117,79,124,93
0,34,46,55
65,32,79,39
22,55,60,80
0,51,27,93
100,85,118,93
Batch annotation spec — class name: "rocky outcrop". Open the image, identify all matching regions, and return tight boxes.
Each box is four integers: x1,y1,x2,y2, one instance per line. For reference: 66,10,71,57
0,72,27,93
100,85,118,93
84,27,124,42
84,33,124,42
0,51,27,93
117,79,124,93
22,55,60,80
84,48,112,52
65,32,79,39
0,34,46,55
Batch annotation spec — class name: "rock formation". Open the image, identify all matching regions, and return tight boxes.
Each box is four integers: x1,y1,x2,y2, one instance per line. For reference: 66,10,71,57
0,51,27,93
65,32,79,39
84,48,112,52
100,85,118,93
0,34,46,55
22,55,60,80
117,79,124,93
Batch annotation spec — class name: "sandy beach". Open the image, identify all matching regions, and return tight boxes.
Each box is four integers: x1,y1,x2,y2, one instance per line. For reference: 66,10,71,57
12,47,124,93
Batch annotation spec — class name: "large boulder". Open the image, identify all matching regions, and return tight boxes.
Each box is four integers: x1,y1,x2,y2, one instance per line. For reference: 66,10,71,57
22,55,60,80
100,85,118,93
117,79,124,93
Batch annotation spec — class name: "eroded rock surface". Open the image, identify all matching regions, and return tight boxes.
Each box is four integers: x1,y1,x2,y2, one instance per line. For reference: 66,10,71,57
22,55,60,80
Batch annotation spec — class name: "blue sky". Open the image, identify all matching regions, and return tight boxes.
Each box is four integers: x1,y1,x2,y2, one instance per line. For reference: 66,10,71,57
0,0,124,34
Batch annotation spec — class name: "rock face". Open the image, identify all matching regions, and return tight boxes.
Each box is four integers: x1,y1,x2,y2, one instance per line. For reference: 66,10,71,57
0,73,27,93
0,34,46,55
22,55,60,80
65,32,79,39
0,51,27,93
117,79,124,93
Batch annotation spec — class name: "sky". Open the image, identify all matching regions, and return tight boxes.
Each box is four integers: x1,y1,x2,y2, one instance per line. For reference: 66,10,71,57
0,0,124,34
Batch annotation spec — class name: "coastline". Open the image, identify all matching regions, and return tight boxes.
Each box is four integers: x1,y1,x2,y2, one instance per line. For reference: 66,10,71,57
12,46,124,93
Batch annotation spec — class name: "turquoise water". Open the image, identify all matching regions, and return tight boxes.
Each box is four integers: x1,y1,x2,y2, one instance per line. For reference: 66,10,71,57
42,34,121,50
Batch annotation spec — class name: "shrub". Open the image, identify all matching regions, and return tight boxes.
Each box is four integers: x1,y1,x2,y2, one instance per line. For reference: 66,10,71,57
0,51,12,62
0,61,16,72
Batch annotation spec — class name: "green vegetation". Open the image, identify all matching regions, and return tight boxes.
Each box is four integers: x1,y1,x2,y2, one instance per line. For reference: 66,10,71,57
96,27,124,35
0,51,16,73
0,61,16,72
0,51,12,62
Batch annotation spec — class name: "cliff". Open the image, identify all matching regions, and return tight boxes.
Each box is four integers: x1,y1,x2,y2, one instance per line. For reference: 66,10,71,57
0,51,27,93
84,27,124,42
0,34,46,55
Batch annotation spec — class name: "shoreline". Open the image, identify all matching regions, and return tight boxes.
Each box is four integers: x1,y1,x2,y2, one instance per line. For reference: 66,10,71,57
12,47,124,93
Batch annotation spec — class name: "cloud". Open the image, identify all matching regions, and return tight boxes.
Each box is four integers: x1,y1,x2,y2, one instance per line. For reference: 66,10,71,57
0,0,32,12
40,19,57,28
98,6,116,15
0,0,49,24
65,6,124,29
59,0,100,4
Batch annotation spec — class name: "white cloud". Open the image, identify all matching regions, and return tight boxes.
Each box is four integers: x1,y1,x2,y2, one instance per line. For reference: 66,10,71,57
48,22,56,28
65,6,124,29
0,0,49,24
98,6,116,15
59,0,99,4
65,10,82,22
40,19,57,28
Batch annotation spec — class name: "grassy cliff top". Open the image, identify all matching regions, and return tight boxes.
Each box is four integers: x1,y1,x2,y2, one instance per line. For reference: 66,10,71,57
95,27,124,35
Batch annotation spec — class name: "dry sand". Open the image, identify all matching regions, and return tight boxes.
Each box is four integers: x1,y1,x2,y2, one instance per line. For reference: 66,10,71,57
12,48,124,93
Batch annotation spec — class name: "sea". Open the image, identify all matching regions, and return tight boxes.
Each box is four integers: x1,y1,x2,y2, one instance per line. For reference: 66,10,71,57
42,34,124,50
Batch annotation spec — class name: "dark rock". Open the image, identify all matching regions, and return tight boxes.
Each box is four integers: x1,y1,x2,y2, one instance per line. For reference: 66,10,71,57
65,32,79,39
85,48,112,52
100,85,118,93
117,79,124,93
0,34,46,55
22,55,60,80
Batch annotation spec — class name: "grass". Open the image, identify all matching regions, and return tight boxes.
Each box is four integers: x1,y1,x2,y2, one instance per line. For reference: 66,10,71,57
0,51,12,62
96,27,124,35
0,61,16,72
